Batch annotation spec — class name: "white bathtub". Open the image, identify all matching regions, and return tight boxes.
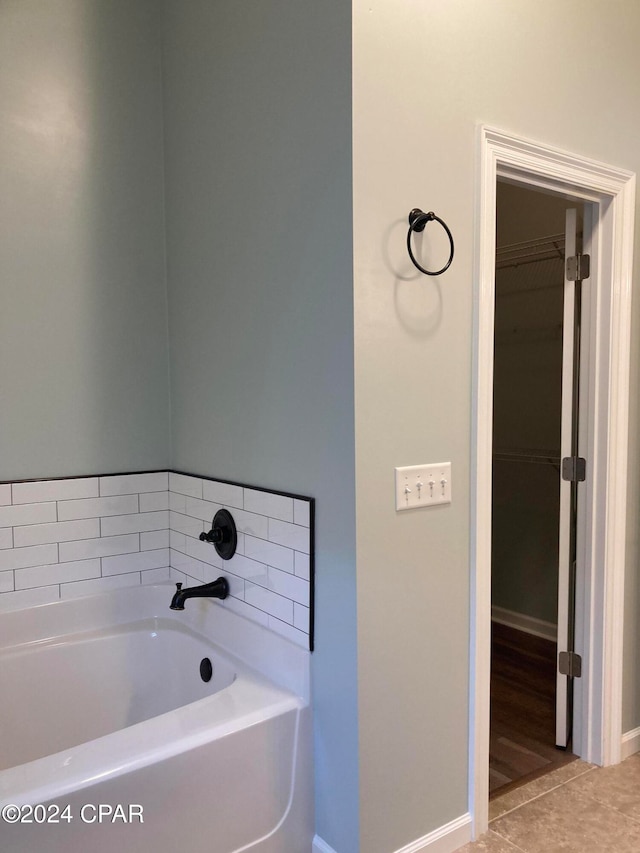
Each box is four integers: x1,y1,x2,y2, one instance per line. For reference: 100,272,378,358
0,584,313,852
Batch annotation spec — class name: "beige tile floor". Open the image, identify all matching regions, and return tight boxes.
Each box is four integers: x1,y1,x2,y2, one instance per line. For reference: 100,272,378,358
458,754,640,852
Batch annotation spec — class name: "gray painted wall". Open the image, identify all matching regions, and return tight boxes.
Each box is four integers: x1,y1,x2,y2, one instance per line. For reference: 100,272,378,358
353,1,640,850
0,0,171,480
161,3,357,851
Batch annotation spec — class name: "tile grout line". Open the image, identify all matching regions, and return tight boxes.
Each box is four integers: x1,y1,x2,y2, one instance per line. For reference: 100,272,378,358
486,829,529,852
490,765,598,824
572,790,640,829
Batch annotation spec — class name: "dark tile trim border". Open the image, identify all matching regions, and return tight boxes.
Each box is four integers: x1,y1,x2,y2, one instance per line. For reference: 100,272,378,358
0,469,315,652
0,470,169,486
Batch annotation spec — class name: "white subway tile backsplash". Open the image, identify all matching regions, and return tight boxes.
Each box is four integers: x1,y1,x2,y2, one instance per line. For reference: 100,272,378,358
0,472,313,648
267,616,308,649
222,572,245,599
0,586,60,613
293,499,311,527
202,480,243,510
169,478,311,644
229,508,269,540
0,502,57,529
244,489,293,522
185,497,221,524
225,553,268,585
0,543,58,572
169,491,187,513
141,566,171,584
139,491,170,512
267,566,309,605
59,533,140,563
185,536,223,569
235,532,245,555
100,472,168,496
221,595,270,628
169,567,187,586
200,562,227,588
13,518,100,548
244,535,294,573
102,548,169,577
60,573,141,600
15,559,101,591
294,603,310,633
245,582,294,623
169,510,204,538
294,551,311,581
101,510,168,536
169,472,203,499
12,478,99,505
58,494,138,521
169,530,186,552
268,518,310,553
141,529,170,551
170,549,206,582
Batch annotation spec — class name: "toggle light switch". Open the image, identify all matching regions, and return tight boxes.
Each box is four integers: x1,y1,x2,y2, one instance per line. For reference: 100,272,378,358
395,462,452,511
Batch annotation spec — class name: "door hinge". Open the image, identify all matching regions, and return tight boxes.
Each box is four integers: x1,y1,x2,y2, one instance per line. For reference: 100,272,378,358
562,456,586,482
559,651,582,678
566,253,591,281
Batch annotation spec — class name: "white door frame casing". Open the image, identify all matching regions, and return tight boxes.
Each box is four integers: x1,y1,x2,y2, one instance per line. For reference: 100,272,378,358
470,126,636,837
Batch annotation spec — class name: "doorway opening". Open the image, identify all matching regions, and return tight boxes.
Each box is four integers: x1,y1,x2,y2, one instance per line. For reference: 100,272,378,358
489,181,583,797
470,126,635,839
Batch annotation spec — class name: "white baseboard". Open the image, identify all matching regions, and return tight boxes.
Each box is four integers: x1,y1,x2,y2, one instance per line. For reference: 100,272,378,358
313,814,471,853
313,836,338,853
492,605,557,641
621,726,640,759
392,813,472,853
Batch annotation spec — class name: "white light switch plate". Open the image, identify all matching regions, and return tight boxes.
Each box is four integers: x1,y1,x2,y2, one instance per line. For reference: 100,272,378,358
395,462,452,511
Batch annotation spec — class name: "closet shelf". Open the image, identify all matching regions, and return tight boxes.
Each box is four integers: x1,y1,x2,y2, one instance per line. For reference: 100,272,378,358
496,233,565,269
493,448,560,468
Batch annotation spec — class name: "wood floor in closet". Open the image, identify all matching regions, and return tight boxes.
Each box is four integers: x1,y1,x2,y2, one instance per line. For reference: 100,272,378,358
489,622,577,797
